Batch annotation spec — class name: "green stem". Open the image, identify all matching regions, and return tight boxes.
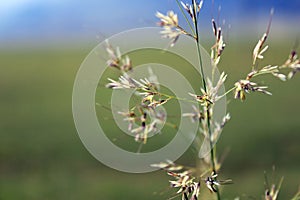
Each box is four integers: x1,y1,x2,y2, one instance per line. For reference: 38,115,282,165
177,25,196,39
192,2,207,92
192,1,221,199
252,70,274,78
217,86,236,101
175,0,196,36
159,92,198,104
135,89,198,104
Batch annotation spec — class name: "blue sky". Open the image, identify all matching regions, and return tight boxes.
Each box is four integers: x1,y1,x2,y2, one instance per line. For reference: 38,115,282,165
0,0,299,47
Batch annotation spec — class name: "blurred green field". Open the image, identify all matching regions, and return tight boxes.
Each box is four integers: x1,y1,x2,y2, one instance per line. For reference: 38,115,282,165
0,40,299,200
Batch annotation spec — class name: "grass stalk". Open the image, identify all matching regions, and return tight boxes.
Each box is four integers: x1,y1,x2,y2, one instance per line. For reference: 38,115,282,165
175,0,196,36
192,0,221,199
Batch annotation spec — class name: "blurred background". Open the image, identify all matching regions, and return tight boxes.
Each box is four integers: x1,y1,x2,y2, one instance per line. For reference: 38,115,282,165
0,0,299,199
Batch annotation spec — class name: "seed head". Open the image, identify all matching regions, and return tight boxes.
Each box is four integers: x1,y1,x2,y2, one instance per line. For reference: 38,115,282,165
234,80,271,101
